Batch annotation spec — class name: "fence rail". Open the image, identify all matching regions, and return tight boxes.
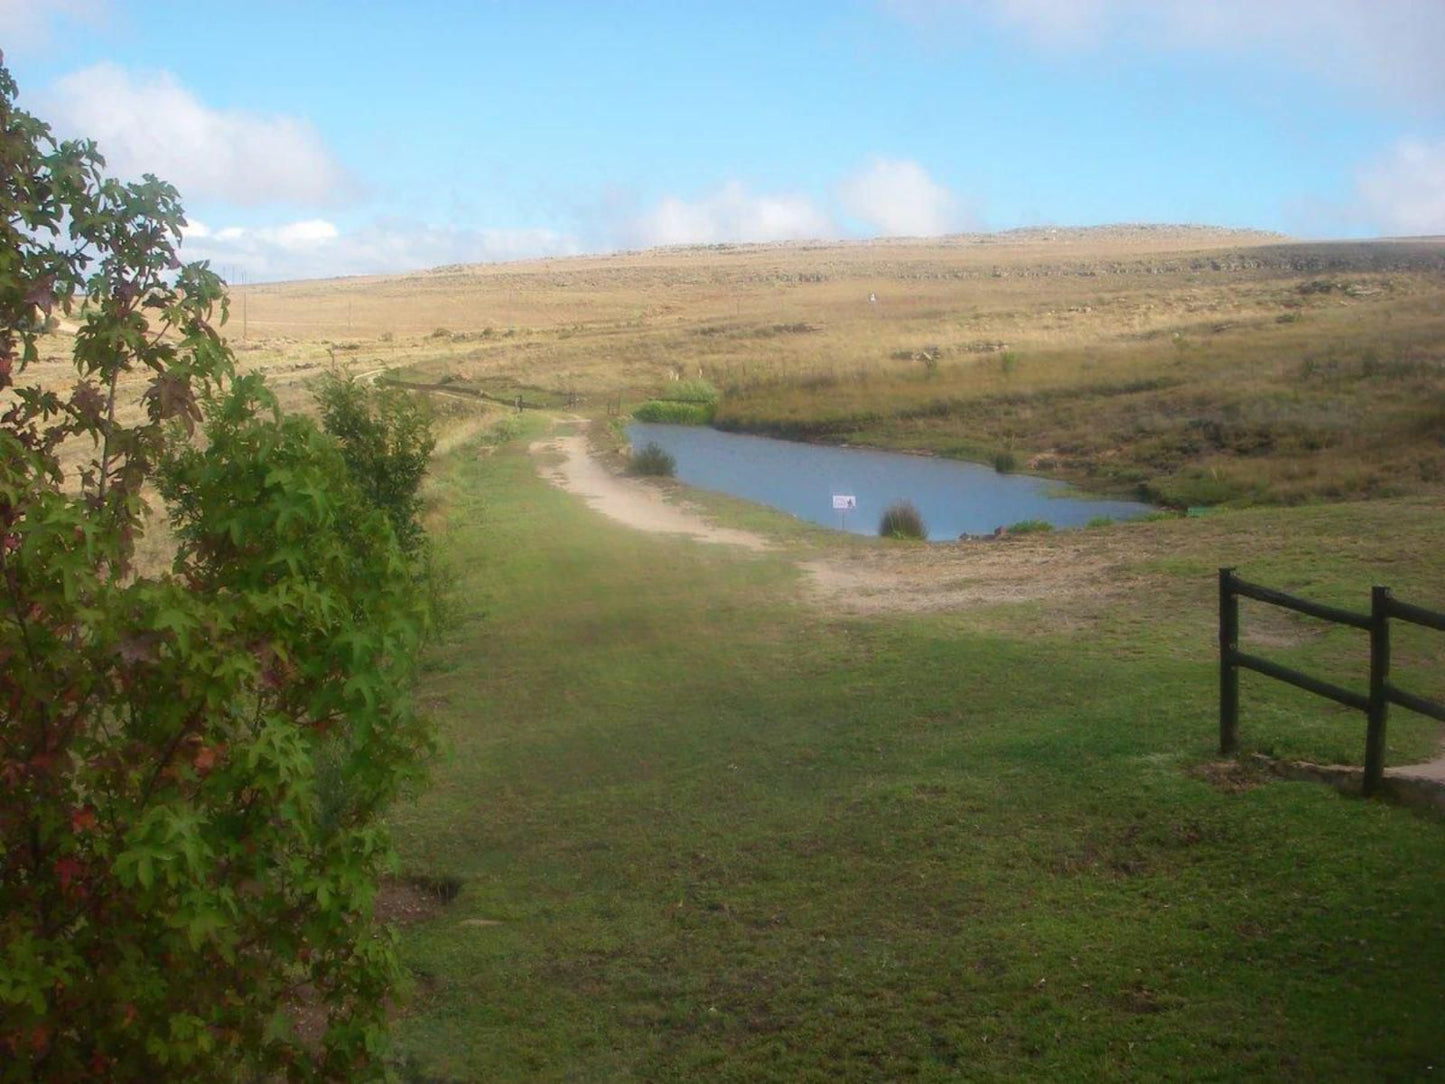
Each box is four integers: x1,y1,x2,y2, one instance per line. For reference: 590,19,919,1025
377,376,554,411
1218,569,1445,796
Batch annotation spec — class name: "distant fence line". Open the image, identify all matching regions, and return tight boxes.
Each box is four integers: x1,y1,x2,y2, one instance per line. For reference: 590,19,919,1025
377,376,570,411
1218,568,1445,796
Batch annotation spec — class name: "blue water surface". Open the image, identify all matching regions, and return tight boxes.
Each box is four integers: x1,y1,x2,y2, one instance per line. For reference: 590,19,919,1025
627,423,1152,540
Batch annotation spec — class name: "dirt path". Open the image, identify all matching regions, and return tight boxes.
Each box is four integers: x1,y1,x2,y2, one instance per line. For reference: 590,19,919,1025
531,432,770,551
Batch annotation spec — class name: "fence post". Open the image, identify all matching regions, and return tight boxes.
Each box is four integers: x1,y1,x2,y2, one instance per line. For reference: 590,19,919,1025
1219,568,1239,755
1364,585,1391,797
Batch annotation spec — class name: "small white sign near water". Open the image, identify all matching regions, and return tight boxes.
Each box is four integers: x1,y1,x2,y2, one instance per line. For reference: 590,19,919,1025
628,423,1153,540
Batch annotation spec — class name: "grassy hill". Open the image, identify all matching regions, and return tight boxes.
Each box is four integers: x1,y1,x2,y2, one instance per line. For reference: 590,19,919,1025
227,226,1445,507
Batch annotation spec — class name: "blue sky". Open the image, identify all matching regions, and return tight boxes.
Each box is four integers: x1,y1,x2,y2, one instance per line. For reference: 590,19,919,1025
6,0,1443,280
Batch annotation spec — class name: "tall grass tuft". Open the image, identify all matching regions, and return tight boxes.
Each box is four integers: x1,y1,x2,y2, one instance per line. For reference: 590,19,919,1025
1007,519,1053,534
630,441,676,477
633,400,715,425
670,378,719,404
879,500,927,540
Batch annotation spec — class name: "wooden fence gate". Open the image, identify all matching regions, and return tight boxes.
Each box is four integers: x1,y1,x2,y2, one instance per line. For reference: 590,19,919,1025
1218,568,1445,796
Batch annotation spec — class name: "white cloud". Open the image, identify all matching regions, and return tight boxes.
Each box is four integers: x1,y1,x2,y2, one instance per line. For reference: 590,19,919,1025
179,216,582,282
1354,139,1445,235
629,182,833,247
270,219,341,248
837,158,964,237
44,63,347,207
179,160,974,280
0,0,107,51
890,0,1445,106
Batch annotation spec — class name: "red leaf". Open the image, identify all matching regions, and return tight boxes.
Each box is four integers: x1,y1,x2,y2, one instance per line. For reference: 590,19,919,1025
24,275,55,315
69,381,105,425
71,806,96,832
54,856,82,891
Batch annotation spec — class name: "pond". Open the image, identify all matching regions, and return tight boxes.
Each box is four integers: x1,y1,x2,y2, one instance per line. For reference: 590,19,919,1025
626,423,1153,540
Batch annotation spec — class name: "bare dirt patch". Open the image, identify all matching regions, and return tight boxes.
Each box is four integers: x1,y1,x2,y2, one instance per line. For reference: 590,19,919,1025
375,875,461,927
1186,760,1272,794
800,535,1148,615
286,878,458,1050
533,431,771,551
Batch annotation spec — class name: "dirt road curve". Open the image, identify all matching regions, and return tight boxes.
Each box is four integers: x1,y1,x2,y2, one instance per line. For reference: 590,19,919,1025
531,433,770,551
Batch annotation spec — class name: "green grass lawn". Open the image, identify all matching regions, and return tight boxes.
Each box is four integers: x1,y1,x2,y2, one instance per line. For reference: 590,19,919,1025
388,430,1444,1081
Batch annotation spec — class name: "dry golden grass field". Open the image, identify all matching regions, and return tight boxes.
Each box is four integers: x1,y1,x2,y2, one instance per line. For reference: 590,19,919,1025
201,224,1445,507
29,224,1445,509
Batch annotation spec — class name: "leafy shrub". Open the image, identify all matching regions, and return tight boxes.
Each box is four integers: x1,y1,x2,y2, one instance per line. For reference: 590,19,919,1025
633,400,715,425
993,450,1018,473
0,62,432,1078
1085,515,1114,528
316,373,436,556
879,500,928,539
630,441,677,476
1007,519,1054,534
488,413,524,444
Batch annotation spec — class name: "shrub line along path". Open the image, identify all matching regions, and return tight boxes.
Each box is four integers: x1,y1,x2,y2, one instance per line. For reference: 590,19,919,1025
530,418,1445,784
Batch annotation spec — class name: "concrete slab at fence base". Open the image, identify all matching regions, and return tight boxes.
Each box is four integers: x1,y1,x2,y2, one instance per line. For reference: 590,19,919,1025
1249,754,1445,815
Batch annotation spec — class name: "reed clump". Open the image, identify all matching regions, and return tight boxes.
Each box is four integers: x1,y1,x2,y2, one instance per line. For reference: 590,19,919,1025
879,499,927,540
629,441,676,477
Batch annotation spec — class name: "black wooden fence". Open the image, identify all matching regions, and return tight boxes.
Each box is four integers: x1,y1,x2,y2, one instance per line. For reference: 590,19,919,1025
1218,568,1445,796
